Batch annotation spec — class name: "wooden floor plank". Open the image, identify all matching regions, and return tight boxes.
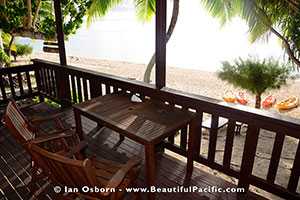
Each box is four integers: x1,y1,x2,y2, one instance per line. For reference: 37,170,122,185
0,103,269,200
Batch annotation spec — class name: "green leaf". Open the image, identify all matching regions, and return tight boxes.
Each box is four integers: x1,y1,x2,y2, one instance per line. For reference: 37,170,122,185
218,57,291,96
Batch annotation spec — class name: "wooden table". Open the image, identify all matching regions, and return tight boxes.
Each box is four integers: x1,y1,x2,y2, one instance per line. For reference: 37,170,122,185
73,94,199,200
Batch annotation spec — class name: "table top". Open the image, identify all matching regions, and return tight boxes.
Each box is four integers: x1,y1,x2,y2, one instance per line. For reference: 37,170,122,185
73,94,196,145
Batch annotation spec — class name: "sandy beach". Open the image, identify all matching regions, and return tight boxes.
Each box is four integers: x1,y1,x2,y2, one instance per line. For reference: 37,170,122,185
33,52,300,119
29,53,299,199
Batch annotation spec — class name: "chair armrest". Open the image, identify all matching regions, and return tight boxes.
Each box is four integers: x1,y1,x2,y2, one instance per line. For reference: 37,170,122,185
30,132,74,144
104,156,141,194
29,113,64,124
64,141,88,158
29,113,68,131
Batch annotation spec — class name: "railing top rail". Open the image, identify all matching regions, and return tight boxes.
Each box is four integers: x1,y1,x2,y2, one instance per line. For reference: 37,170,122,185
32,59,300,136
0,64,35,74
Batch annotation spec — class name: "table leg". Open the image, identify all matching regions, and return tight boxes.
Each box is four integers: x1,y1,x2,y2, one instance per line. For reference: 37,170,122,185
74,109,84,140
185,118,201,184
145,143,156,200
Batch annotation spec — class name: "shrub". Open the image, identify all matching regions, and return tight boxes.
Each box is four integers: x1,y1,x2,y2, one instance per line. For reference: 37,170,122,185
218,57,291,108
16,44,33,57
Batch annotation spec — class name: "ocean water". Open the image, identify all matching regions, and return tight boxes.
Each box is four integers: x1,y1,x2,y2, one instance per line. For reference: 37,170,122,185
17,0,285,72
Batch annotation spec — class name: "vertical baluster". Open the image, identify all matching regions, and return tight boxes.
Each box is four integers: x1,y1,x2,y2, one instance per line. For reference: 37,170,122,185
39,67,45,93
17,72,24,96
168,102,175,144
34,68,44,102
83,78,88,101
223,119,236,169
140,93,146,101
238,125,260,191
8,74,16,98
46,68,53,96
44,67,50,95
180,107,188,150
90,78,102,98
193,110,203,158
76,76,83,103
0,74,7,101
105,84,111,95
40,67,48,94
287,142,300,192
25,71,32,95
267,132,285,183
50,69,57,97
208,114,219,163
38,68,44,92
71,75,77,103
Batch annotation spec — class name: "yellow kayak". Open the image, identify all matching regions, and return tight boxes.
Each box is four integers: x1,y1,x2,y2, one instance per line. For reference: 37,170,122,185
223,91,236,103
275,96,299,110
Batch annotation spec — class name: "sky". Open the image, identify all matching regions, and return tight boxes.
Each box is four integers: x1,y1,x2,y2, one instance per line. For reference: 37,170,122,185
20,0,286,72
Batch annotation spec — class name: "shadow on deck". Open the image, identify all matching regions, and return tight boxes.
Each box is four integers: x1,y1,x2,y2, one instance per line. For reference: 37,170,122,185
0,103,268,200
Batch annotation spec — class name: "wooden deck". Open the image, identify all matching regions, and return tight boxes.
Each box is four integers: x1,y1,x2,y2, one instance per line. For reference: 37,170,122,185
0,103,269,200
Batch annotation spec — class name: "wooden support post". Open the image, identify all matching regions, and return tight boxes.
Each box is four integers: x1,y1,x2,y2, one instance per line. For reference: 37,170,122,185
53,0,67,65
155,0,167,89
53,0,71,106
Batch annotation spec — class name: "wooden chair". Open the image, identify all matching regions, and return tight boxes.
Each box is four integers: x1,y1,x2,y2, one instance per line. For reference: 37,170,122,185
2,100,81,188
2,100,80,147
28,141,141,200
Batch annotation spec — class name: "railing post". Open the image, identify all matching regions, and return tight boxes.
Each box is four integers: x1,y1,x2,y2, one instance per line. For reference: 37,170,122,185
238,124,260,192
55,66,72,107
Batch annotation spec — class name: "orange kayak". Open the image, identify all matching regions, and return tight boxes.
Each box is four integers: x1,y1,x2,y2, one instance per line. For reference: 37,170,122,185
223,91,236,103
262,95,276,109
275,96,299,110
236,92,248,105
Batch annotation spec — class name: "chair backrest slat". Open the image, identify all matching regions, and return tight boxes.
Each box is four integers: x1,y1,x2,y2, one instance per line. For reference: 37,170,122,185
4,101,35,144
30,144,98,188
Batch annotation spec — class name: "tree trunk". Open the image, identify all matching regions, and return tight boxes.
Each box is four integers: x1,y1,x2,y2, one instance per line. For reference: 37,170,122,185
255,5,300,69
143,0,180,83
7,35,14,58
0,29,3,50
32,0,41,28
0,0,6,6
255,94,261,109
26,0,32,29
269,27,300,69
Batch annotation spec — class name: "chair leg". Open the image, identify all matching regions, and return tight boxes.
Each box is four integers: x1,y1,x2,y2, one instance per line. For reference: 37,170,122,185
112,135,125,150
119,134,125,142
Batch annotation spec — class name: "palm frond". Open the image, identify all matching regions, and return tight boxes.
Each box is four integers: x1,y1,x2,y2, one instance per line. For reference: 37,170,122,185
86,0,123,25
134,0,155,22
201,0,239,25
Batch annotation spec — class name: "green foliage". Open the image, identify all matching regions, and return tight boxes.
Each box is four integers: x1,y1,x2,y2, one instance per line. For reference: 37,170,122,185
202,0,300,67
87,0,155,25
0,0,91,40
134,0,155,22
16,44,33,56
1,32,16,51
218,57,291,96
87,0,123,25
0,48,10,66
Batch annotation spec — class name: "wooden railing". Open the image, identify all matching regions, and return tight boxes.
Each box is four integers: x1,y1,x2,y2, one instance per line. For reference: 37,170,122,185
11,59,300,199
0,64,39,104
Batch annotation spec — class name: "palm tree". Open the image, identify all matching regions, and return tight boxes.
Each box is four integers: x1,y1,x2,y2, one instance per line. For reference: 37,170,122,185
87,0,179,83
218,57,291,108
201,0,300,69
